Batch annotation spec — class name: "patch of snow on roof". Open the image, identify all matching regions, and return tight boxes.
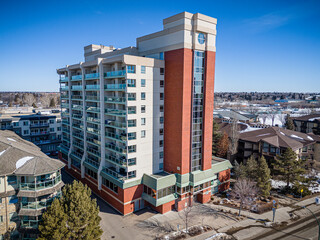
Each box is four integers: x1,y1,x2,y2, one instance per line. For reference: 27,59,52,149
290,134,304,140
16,156,34,169
240,122,261,133
280,131,285,136
309,117,320,121
257,133,271,137
0,149,6,156
7,138,16,142
307,136,314,141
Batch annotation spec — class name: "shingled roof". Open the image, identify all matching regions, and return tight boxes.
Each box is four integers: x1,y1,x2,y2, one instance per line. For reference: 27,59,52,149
239,127,317,150
0,130,65,176
292,114,320,121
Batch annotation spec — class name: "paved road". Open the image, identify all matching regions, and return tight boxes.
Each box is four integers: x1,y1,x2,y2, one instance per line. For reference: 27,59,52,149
253,212,320,240
61,170,153,240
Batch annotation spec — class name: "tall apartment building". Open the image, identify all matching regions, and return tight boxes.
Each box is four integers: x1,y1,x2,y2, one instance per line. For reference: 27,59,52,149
0,111,62,155
58,12,232,215
0,130,64,240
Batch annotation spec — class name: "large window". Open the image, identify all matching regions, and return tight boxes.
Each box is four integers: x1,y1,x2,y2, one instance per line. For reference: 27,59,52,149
127,79,136,87
102,177,118,193
141,79,146,87
141,105,146,113
141,92,146,100
127,65,135,73
85,167,97,180
141,66,146,74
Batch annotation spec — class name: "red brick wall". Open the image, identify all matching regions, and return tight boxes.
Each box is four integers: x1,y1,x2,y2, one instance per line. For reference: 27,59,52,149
197,189,211,203
218,169,231,192
154,200,175,214
202,51,216,171
164,48,193,175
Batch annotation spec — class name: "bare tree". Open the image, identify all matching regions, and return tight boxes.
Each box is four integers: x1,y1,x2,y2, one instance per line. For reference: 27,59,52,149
137,219,175,233
40,94,51,108
230,178,258,216
178,199,194,233
23,93,35,107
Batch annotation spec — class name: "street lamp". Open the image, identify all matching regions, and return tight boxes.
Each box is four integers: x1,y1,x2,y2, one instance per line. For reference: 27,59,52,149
303,197,320,240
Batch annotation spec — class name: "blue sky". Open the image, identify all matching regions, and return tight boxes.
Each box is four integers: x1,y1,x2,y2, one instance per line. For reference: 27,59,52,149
0,0,319,92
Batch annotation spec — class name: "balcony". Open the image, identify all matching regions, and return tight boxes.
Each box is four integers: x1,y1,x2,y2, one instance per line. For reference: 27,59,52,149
105,108,126,116
105,96,126,104
87,147,100,157
87,127,100,135
105,84,126,91
73,141,83,149
61,103,69,108
73,132,84,140
72,114,82,120
105,120,126,129
30,123,49,128
21,192,61,210
87,137,101,147
86,106,100,113
61,94,69,99
71,95,83,100
86,117,100,124
105,131,127,142
86,95,100,101
70,151,83,160
30,131,50,136
86,84,100,90
60,86,69,91
85,73,100,79
104,70,126,78
19,174,62,191
105,154,127,167
20,220,39,229
102,167,128,182
72,85,83,91
84,158,100,169
71,75,82,80
105,142,126,155
72,105,83,111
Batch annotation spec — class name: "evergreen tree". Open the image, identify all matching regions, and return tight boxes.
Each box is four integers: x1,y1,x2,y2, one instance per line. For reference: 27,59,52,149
272,148,306,189
246,155,258,181
234,161,247,179
38,181,102,240
49,98,56,107
284,114,295,130
32,102,38,108
216,132,229,158
212,119,222,156
38,199,68,240
257,156,271,198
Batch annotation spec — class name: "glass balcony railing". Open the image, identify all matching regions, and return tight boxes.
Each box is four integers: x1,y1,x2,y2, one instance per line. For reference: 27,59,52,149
71,75,82,80
60,86,69,91
60,76,69,82
30,131,50,136
105,143,126,155
87,137,101,146
87,147,100,157
86,95,100,101
21,192,61,210
61,94,69,99
86,117,100,124
105,96,126,103
72,114,83,120
127,96,136,101
86,84,100,90
71,95,83,100
128,109,136,114
105,154,127,167
105,108,126,116
72,85,83,90
20,220,39,229
70,151,83,160
84,158,100,168
85,73,99,79
105,120,126,129
72,105,83,111
73,141,83,149
86,106,100,113
104,84,126,90
102,167,127,182
19,175,62,191
30,123,49,128
61,103,69,108
73,132,84,139
105,131,127,142
87,127,100,135
104,70,126,78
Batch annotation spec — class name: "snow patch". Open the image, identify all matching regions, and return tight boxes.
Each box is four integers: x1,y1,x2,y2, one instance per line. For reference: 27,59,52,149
257,133,271,137
16,156,33,169
280,131,285,135
307,136,314,141
0,149,6,156
290,134,304,140
7,138,16,142
309,117,320,121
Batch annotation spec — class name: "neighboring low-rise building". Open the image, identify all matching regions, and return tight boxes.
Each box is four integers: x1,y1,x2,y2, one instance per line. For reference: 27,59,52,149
0,130,64,240
292,114,320,135
237,127,320,167
0,111,62,155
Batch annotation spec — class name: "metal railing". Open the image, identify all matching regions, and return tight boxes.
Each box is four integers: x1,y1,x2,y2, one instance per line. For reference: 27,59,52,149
19,175,62,191
85,73,99,79
105,143,127,154
71,75,82,80
105,131,127,142
105,84,126,90
21,192,61,210
105,96,126,103
105,108,126,116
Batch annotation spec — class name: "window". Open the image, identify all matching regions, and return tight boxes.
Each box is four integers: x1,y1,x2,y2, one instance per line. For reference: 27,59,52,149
141,130,146,138
50,128,54,132
159,152,164,159
141,92,146,100
49,120,54,124
128,158,136,166
198,33,205,44
23,121,28,126
159,128,164,135
128,106,136,114
0,215,3,223
7,176,17,185
13,122,19,127
160,80,164,87
160,117,164,124
85,167,97,180
127,93,136,101
57,127,61,131
9,212,18,222
141,79,146,87
127,65,135,73
128,132,136,140
23,130,29,135
141,105,146,113
160,93,164,100
102,177,118,193
127,79,136,87
159,163,163,170
128,119,136,127
141,118,146,125
141,66,146,74
128,145,136,153
58,135,62,140
160,105,164,112
159,140,163,147
160,68,164,75
0,198,2,204
159,52,164,60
